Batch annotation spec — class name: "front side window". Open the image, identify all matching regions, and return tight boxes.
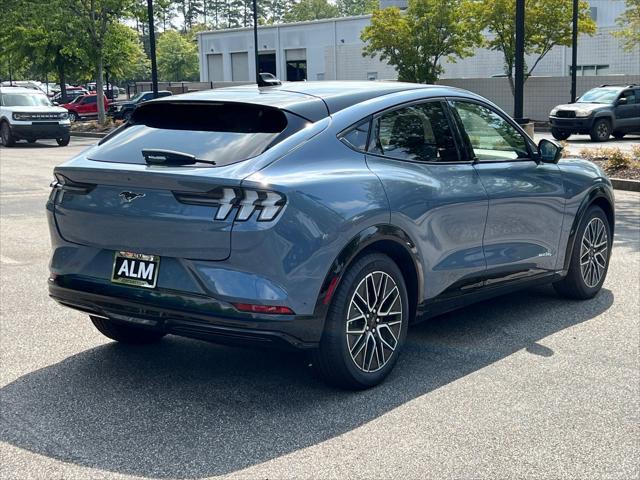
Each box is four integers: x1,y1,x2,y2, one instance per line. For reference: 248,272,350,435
83,96,97,105
450,101,529,161
619,90,637,105
369,101,459,162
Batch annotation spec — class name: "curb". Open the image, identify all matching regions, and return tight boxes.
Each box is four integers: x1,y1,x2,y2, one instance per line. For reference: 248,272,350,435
70,131,108,139
611,178,640,192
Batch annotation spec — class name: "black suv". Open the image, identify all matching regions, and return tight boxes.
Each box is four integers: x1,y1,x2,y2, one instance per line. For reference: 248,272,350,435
108,90,172,121
549,84,640,142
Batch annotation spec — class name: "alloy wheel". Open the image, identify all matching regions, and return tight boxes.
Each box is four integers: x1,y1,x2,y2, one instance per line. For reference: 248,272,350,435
580,217,608,288
597,122,609,140
346,271,403,373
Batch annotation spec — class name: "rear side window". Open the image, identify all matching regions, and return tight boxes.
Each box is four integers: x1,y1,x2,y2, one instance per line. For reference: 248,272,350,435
91,102,302,167
369,101,459,162
339,119,370,151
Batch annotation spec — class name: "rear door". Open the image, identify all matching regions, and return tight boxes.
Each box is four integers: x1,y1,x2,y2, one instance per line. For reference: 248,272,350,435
448,99,565,280
362,98,489,299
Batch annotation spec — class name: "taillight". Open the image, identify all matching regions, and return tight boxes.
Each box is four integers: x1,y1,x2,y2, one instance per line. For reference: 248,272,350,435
173,187,286,222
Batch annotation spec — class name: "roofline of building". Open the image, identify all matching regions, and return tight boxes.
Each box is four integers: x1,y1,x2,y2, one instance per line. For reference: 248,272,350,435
196,14,374,37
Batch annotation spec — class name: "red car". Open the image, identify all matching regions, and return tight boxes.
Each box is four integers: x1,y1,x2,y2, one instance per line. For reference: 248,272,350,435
61,94,110,122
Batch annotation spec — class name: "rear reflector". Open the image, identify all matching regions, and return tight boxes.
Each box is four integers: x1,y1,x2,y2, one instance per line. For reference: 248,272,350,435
233,303,295,315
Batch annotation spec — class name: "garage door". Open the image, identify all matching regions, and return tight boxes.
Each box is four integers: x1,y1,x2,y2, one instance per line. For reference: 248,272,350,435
231,52,249,81
207,54,223,81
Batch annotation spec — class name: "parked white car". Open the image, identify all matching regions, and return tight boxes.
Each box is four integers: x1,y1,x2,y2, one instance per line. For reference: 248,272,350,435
0,87,71,146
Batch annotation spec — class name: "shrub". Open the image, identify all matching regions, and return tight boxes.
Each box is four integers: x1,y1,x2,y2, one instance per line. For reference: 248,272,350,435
606,148,632,170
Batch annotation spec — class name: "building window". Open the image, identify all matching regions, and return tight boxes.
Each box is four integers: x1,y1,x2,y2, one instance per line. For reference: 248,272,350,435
569,64,610,76
590,7,597,21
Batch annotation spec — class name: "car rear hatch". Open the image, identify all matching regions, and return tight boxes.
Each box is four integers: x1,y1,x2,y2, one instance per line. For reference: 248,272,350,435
51,101,305,261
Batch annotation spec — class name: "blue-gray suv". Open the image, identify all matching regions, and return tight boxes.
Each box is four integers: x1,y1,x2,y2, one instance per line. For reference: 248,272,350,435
47,82,615,389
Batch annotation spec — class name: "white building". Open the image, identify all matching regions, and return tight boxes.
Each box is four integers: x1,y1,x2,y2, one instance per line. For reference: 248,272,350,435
197,0,639,83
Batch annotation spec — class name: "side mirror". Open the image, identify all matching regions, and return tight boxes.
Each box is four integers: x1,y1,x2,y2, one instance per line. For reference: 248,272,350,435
617,97,628,106
538,138,563,163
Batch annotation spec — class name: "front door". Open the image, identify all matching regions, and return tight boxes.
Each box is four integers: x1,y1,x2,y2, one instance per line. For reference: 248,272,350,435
614,89,640,132
448,99,565,281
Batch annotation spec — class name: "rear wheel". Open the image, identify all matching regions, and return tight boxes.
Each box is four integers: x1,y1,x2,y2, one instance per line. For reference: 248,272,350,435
312,253,409,389
1,122,15,147
612,132,625,140
90,315,166,344
551,128,571,141
56,135,70,146
554,206,611,299
590,119,611,142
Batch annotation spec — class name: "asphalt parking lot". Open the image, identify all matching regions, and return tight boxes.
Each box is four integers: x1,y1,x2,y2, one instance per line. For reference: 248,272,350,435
1,138,639,479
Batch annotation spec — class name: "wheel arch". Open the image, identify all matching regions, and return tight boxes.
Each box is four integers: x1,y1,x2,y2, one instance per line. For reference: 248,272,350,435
563,185,615,272
314,225,423,323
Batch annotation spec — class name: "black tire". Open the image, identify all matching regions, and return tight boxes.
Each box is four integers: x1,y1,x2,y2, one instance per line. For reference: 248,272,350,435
69,111,79,122
590,119,611,142
312,253,409,390
56,135,70,146
1,121,15,147
612,132,625,140
551,128,571,141
553,206,611,300
90,315,166,344
27,138,37,144
122,110,132,122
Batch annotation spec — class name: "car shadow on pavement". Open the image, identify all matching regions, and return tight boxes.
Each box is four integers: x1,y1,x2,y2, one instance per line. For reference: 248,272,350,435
0,142,59,149
0,285,614,479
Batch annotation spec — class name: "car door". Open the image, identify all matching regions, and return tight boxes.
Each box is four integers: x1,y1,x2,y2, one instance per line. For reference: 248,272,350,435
361,98,489,300
614,89,640,132
448,99,565,281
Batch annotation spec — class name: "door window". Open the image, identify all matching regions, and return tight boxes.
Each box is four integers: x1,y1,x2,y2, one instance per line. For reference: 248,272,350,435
83,96,97,105
369,101,459,162
619,90,637,104
450,101,529,161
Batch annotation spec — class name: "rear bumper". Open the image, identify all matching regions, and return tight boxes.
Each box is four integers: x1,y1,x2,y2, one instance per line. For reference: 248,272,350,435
549,116,594,132
12,123,70,140
49,276,323,349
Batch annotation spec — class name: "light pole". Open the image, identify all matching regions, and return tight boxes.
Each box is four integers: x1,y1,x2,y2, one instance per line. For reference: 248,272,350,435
514,0,525,122
147,0,159,98
570,0,578,102
252,0,261,85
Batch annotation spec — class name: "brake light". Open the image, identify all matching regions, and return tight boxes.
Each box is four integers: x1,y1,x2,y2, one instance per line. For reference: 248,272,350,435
173,187,286,222
233,303,295,315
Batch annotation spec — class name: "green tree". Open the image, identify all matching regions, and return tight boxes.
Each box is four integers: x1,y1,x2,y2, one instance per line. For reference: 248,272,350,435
468,0,596,94
156,30,199,81
104,23,150,82
613,0,640,51
74,0,134,123
336,0,377,17
361,0,481,83
285,0,339,22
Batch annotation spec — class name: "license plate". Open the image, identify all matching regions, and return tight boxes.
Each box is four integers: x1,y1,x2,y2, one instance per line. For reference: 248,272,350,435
111,251,159,288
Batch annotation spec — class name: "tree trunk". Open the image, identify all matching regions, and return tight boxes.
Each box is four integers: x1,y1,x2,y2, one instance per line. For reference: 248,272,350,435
56,53,67,103
96,55,106,124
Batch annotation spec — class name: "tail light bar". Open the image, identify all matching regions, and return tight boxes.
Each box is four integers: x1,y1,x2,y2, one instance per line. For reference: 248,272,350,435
173,187,286,222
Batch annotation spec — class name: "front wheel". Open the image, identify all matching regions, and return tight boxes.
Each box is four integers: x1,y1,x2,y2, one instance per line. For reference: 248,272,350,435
590,119,611,142
90,315,166,344
56,135,70,146
1,122,15,146
69,111,79,123
551,128,571,141
554,206,611,299
312,253,409,389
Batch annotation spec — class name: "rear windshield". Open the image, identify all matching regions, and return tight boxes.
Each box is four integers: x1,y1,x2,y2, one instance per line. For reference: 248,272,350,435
90,102,300,167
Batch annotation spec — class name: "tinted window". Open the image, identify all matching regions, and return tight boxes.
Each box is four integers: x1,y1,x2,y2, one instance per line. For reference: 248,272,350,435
450,101,529,161
82,96,97,105
619,90,637,104
340,119,370,151
369,101,458,162
91,102,301,167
